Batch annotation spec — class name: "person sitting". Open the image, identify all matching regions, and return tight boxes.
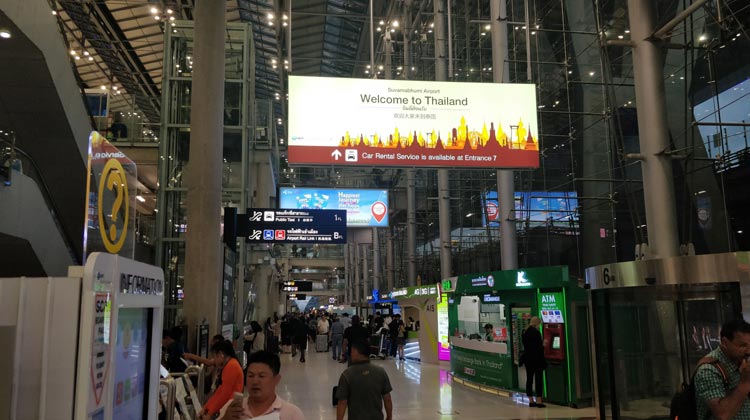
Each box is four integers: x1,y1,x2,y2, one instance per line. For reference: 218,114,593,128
484,323,494,342
199,340,244,419
217,351,304,420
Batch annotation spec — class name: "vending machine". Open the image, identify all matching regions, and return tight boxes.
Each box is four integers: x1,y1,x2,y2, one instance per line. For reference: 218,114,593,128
0,253,164,420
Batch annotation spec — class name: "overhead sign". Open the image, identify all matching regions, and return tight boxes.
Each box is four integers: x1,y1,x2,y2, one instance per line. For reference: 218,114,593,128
288,76,539,168
280,187,389,227
388,284,439,300
243,208,347,244
282,281,312,292
288,293,307,300
470,274,494,288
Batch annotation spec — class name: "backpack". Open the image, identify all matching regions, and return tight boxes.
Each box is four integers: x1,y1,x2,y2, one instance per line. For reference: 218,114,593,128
669,357,728,420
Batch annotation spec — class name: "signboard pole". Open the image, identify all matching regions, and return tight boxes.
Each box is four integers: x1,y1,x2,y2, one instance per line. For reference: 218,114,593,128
491,0,519,270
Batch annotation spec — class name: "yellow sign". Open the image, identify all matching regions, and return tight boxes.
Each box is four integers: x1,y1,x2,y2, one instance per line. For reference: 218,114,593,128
97,159,129,253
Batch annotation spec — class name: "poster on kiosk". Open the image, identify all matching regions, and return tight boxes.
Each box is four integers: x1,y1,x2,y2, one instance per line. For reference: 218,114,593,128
75,252,164,420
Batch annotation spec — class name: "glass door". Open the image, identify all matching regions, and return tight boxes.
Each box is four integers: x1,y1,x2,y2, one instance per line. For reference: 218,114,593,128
593,283,741,420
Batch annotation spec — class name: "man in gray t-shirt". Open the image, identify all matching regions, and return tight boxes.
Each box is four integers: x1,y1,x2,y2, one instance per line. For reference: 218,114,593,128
336,339,393,420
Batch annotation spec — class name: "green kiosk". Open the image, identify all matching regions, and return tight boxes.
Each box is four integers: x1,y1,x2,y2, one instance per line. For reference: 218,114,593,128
448,266,592,407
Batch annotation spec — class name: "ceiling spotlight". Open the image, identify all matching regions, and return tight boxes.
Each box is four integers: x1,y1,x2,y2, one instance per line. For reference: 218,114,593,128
70,50,77,55
83,51,90,56
485,24,491,30
101,85,107,90
392,20,399,28
150,7,158,14
267,13,274,20
698,34,707,41
166,9,173,14
51,10,57,15
88,56,94,61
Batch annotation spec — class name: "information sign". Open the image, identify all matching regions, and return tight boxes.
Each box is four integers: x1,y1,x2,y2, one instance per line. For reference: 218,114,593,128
243,208,346,244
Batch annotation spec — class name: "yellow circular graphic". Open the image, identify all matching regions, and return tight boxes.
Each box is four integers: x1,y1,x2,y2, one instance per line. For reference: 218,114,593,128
97,159,129,254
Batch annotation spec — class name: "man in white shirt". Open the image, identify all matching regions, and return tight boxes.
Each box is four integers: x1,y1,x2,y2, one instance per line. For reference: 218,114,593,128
218,351,305,420
317,315,330,335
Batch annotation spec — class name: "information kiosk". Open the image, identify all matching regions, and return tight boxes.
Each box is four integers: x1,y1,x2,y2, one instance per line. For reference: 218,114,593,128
0,253,164,420
388,283,443,363
448,266,591,407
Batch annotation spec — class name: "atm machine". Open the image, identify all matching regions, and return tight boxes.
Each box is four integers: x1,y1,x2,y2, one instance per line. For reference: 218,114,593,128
0,253,164,420
540,298,568,405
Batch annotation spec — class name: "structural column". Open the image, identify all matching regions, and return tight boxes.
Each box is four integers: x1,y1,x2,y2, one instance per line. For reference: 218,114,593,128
386,227,395,291
407,170,417,285
372,228,381,291
184,1,225,338
628,0,679,258
434,0,452,280
344,243,351,304
491,0,518,269
361,243,370,299
354,243,362,304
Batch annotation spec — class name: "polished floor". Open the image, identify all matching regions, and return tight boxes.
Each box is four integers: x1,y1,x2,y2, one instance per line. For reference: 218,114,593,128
273,348,596,420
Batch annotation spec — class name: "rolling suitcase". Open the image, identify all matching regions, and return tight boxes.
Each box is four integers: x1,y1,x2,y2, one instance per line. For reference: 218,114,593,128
316,334,329,352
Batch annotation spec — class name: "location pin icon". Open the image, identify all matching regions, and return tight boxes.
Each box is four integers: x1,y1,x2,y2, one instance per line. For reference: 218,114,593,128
371,201,387,223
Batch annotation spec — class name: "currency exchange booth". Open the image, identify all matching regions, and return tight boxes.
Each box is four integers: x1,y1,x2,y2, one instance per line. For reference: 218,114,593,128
586,252,750,420
448,266,592,407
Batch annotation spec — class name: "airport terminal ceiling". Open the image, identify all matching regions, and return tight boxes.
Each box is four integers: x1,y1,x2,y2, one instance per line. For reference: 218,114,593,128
42,0,750,282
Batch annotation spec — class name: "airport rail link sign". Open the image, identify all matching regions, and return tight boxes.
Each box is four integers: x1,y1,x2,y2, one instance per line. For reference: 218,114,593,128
288,76,539,168
280,187,389,227
243,208,347,244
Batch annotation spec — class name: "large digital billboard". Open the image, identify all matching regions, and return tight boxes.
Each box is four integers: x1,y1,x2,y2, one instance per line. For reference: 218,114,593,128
280,187,389,227
482,191,578,227
288,76,539,168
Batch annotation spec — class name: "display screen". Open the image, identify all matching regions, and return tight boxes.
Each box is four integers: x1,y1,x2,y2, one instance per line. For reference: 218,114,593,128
288,76,539,169
113,308,152,420
482,190,578,227
552,336,561,350
280,187,389,227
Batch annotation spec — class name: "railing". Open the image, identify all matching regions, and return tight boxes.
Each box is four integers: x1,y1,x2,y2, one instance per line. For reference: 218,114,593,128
714,147,750,173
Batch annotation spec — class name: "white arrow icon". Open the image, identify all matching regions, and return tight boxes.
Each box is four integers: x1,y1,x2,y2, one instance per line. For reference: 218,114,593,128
331,149,342,160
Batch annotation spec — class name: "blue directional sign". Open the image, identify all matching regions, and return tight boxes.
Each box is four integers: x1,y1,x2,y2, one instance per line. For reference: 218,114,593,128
243,208,347,244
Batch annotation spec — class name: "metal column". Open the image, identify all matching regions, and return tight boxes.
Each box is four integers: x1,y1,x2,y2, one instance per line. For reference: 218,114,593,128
386,227,395,291
344,243,351,304
628,0,679,258
354,243,362,304
407,170,417,286
361,243,370,299
372,228,381,291
434,0,452,280
491,0,518,269
183,0,225,336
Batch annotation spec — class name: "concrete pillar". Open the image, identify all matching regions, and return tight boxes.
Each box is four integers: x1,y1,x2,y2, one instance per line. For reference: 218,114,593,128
184,1,225,338
491,0,518,269
434,0,452,280
372,228,381,291
407,170,417,285
628,0,679,258
384,32,392,79
402,3,411,77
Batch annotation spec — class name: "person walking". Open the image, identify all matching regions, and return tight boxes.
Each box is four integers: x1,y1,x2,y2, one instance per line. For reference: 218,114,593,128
343,315,369,364
293,314,309,363
335,339,393,420
330,315,345,361
695,319,750,420
217,351,305,420
522,316,547,408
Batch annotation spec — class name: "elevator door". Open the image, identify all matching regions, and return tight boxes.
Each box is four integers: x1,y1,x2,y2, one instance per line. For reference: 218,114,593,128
593,283,741,420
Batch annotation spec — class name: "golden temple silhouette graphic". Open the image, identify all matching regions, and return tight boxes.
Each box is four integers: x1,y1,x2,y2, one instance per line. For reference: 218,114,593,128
338,117,539,152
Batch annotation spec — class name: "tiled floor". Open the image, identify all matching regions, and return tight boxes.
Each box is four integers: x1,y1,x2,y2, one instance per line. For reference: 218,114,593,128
274,348,596,420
